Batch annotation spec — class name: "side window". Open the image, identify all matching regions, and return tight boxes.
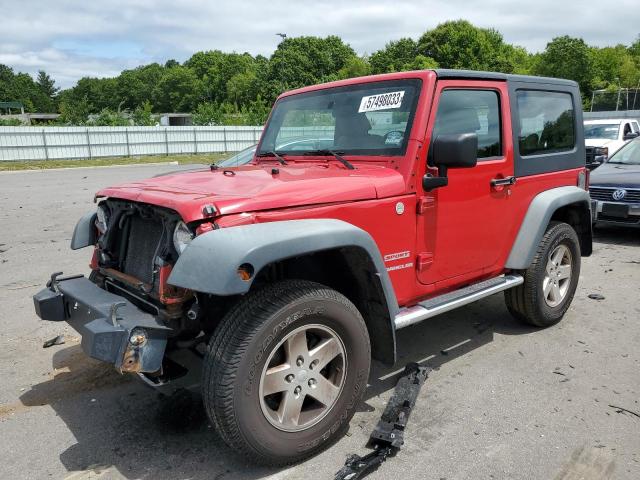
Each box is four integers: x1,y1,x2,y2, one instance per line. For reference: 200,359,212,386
633,122,640,133
433,89,502,159
516,90,575,156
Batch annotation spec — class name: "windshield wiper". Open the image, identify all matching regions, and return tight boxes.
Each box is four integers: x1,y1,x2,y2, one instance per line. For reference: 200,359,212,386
256,151,288,165
303,150,355,170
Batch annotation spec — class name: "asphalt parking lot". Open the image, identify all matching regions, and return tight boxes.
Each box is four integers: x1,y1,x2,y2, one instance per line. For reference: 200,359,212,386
0,164,638,480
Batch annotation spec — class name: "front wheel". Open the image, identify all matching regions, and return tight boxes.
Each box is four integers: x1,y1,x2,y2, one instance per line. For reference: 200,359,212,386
202,280,371,466
505,221,581,327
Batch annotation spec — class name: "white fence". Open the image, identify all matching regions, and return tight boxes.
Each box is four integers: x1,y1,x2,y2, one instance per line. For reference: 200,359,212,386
0,126,264,162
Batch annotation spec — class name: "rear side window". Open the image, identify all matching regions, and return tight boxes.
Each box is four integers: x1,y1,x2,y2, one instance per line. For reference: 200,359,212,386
433,89,502,159
516,90,575,156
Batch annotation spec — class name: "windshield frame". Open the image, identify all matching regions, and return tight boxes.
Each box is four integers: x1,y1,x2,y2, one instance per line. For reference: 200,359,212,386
257,79,423,158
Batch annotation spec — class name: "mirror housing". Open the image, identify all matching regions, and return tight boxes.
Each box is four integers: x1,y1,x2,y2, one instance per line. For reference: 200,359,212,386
432,133,478,169
423,133,478,191
623,131,639,141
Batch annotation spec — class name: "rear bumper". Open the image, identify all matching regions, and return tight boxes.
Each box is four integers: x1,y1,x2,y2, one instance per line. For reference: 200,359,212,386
33,275,170,373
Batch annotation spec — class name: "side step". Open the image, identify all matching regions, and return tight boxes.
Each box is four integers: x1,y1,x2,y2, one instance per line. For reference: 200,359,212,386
394,274,524,330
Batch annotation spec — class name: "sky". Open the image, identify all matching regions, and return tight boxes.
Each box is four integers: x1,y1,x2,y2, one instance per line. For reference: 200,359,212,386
1,0,639,89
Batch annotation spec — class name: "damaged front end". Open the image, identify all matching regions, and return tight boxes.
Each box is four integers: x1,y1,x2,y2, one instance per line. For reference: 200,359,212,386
34,272,169,373
34,198,210,384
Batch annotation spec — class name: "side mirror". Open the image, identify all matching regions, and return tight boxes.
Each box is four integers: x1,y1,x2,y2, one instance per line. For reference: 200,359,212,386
623,132,639,141
423,133,478,191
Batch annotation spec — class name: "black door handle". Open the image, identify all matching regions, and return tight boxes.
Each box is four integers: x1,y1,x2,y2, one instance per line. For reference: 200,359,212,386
491,176,516,187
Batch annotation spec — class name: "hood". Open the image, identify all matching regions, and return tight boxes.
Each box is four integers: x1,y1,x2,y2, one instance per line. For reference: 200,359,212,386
590,161,640,188
96,163,406,222
585,138,616,148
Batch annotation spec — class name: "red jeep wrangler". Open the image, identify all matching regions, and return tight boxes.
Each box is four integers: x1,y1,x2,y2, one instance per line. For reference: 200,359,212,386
34,69,592,465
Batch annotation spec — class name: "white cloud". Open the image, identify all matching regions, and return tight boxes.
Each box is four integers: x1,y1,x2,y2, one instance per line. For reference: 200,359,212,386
1,0,638,88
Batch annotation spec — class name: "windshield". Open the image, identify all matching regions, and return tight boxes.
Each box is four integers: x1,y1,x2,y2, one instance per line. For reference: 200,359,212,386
608,139,640,165
584,123,619,140
218,145,256,167
258,79,421,157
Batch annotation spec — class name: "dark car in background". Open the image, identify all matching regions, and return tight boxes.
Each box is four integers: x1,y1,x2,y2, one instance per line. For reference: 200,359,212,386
590,138,640,228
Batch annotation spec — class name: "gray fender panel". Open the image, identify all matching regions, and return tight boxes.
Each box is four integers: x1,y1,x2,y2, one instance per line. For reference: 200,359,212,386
505,186,591,269
168,219,400,318
70,212,97,250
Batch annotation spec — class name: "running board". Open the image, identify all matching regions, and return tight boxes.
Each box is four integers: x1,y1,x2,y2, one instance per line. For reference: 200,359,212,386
394,274,524,330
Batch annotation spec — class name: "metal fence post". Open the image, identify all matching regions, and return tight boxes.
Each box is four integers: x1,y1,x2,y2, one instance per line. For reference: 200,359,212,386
193,127,198,154
86,128,92,160
125,128,131,157
164,128,169,156
252,127,258,143
223,127,227,152
42,128,49,161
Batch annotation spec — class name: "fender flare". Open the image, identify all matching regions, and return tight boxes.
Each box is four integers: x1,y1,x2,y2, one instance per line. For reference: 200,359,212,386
168,218,400,317
70,212,97,250
505,186,591,269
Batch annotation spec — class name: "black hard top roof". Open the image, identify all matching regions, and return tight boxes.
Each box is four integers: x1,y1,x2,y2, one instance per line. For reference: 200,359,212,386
435,69,578,88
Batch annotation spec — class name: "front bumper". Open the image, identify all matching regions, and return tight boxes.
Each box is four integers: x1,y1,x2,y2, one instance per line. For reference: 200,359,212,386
33,274,170,373
591,199,640,227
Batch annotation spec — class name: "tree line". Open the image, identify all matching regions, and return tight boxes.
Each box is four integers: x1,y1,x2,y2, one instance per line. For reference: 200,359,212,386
2,20,640,126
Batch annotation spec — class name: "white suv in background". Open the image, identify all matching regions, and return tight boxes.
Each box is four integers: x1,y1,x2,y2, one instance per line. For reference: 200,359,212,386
584,118,640,169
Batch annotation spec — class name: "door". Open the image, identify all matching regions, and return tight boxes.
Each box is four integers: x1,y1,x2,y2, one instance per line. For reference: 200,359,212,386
416,81,515,287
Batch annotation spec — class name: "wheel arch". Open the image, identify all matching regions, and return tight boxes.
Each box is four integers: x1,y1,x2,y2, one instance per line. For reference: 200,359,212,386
168,219,399,364
506,186,592,270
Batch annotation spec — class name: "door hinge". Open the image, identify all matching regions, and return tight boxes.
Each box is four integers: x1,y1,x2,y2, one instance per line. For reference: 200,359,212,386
417,197,436,215
417,253,433,272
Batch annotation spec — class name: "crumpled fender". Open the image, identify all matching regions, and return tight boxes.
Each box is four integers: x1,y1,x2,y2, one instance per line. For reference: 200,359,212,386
70,212,97,250
167,219,400,319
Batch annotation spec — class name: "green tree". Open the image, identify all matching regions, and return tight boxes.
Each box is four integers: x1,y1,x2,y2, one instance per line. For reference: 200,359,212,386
0,118,23,126
116,63,164,111
591,45,639,88
132,100,156,126
89,108,130,126
261,36,357,101
369,38,420,73
0,64,53,112
227,71,259,105
152,66,202,112
186,51,259,105
193,102,223,125
534,36,593,93
417,20,522,73
58,95,90,125
337,56,372,79
36,70,58,99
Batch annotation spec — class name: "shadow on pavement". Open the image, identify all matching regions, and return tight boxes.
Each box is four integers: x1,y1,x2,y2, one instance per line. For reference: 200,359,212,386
367,293,537,399
20,294,538,479
593,225,640,248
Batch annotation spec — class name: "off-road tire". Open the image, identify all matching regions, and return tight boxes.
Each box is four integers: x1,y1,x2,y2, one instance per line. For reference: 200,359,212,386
202,280,370,466
505,221,581,327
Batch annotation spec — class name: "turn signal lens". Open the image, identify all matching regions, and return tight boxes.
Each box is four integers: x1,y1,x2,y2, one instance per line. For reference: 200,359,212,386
237,263,254,281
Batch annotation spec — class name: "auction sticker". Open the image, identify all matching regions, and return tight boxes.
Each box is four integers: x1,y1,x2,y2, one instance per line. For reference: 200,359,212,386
358,91,405,113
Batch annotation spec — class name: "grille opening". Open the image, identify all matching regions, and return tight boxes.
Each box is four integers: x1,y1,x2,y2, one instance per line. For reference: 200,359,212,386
123,215,165,285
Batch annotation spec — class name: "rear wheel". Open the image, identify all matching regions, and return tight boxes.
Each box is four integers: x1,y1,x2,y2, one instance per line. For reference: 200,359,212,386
505,221,581,327
202,280,370,466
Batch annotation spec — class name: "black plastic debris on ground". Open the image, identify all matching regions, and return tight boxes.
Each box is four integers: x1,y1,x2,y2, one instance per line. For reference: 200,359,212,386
335,363,431,480
42,335,65,348
587,293,605,301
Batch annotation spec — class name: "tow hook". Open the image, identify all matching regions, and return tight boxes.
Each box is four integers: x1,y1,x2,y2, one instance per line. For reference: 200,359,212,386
335,363,431,480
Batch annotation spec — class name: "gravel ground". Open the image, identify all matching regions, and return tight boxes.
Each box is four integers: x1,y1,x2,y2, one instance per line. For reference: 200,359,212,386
0,165,638,480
